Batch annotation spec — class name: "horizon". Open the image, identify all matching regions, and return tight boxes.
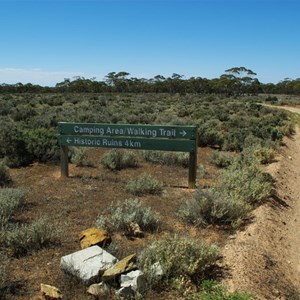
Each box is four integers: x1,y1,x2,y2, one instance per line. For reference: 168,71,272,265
1,0,299,86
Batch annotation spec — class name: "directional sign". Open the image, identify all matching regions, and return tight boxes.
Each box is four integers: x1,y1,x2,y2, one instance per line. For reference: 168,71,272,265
58,122,196,140
59,135,196,152
58,122,198,188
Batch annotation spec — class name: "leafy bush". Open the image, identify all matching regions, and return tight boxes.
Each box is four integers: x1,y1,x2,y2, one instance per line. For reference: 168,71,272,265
95,198,160,233
219,157,272,205
178,188,251,227
222,128,250,152
5,216,61,257
0,188,26,229
70,147,88,166
192,280,253,300
0,117,31,167
126,173,163,196
242,145,276,165
265,96,278,103
142,150,189,167
101,149,139,170
197,119,224,147
0,160,11,187
210,151,233,168
179,156,271,227
23,128,60,162
138,235,218,288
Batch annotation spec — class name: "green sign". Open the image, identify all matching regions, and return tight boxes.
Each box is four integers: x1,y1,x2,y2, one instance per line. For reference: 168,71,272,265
59,135,196,152
58,122,196,140
58,122,198,189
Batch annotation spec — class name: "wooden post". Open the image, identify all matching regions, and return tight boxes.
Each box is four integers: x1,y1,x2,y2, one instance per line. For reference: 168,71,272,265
188,152,197,189
60,145,69,177
188,131,198,189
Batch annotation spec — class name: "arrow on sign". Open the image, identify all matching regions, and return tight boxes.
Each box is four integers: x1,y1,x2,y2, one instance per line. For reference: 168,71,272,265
66,138,72,144
180,130,187,137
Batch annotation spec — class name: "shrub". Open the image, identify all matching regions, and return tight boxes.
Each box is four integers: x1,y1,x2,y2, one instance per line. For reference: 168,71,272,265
265,96,278,103
219,157,272,205
142,151,189,167
23,128,60,162
5,216,61,257
138,235,218,288
179,156,272,227
0,160,11,187
101,149,139,170
0,117,31,167
242,145,276,165
197,119,224,147
70,147,88,166
126,173,163,196
0,188,26,229
222,128,250,152
95,198,160,233
178,188,251,227
192,280,253,300
210,151,233,168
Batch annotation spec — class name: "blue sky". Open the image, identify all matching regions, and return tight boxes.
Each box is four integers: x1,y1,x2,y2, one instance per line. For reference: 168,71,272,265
0,0,299,86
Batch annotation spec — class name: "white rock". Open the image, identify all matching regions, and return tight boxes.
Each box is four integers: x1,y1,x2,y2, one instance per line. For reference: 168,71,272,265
120,270,146,293
116,286,136,299
60,245,118,284
150,262,164,277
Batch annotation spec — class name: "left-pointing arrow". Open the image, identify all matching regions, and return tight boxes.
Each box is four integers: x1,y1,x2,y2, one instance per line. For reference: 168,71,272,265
66,138,71,144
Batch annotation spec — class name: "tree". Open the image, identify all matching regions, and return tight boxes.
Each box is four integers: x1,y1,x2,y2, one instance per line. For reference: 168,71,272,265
223,67,259,96
104,72,130,92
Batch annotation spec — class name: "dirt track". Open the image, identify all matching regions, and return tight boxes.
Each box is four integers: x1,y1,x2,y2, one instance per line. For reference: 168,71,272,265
221,106,300,299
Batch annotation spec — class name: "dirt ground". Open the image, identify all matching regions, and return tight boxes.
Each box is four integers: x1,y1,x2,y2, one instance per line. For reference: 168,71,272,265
5,106,300,299
6,147,225,300
221,105,300,299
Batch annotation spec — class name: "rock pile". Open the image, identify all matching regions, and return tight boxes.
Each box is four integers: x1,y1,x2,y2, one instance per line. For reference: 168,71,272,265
40,227,152,299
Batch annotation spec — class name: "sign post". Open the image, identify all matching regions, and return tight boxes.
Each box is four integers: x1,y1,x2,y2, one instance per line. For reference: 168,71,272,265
60,145,69,177
58,122,198,188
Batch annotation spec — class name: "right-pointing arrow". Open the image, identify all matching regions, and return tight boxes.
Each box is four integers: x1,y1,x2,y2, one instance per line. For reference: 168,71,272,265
180,130,187,137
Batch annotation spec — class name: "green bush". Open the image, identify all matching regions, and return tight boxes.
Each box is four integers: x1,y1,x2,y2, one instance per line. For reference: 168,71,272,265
70,147,88,166
23,128,60,162
197,119,224,147
242,145,276,165
95,198,160,233
5,216,61,257
222,128,250,152
142,151,189,167
101,149,139,170
219,158,272,205
265,96,278,103
210,151,233,168
0,117,31,167
178,188,251,227
0,160,11,187
192,280,253,300
179,156,271,227
126,173,163,196
138,235,218,288
0,188,27,229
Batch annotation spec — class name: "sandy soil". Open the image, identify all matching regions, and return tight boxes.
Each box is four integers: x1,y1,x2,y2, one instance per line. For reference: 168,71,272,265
221,106,300,299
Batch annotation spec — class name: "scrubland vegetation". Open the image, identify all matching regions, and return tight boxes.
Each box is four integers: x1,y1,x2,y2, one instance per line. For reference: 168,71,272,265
0,89,298,299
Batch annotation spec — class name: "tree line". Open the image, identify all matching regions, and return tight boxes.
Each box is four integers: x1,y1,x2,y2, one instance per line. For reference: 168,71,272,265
1,67,299,95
